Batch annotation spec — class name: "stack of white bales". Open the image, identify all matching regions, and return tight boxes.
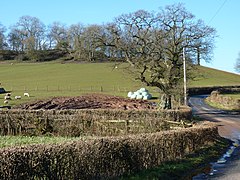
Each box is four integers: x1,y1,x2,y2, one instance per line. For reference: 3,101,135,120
127,88,152,100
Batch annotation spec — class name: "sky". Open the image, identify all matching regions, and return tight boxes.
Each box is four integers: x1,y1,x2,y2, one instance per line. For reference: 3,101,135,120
0,0,239,74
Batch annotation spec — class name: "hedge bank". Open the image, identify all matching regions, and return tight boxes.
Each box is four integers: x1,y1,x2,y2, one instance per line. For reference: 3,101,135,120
188,85,240,96
0,108,192,136
0,124,219,179
206,91,240,110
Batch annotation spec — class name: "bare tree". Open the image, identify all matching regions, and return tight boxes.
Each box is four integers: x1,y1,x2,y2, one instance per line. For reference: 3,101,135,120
67,23,85,60
235,52,240,73
103,4,216,109
8,27,26,52
185,19,216,65
16,16,46,51
82,24,106,61
0,23,7,50
48,22,69,50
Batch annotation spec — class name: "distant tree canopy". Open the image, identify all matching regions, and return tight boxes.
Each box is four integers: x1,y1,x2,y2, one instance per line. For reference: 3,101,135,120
235,52,240,73
0,23,7,50
0,4,215,64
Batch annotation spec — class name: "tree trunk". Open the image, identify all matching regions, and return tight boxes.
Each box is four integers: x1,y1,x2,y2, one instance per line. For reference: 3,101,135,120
197,46,200,65
163,94,172,109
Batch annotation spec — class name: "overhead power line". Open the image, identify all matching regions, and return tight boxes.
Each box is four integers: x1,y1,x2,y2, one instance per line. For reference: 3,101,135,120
208,0,228,25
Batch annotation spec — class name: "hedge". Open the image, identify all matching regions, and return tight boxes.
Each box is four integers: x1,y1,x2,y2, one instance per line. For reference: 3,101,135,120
0,108,192,137
206,91,240,110
188,85,240,95
0,124,219,179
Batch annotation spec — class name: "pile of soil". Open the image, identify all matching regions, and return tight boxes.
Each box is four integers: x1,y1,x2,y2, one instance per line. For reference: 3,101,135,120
16,94,155,110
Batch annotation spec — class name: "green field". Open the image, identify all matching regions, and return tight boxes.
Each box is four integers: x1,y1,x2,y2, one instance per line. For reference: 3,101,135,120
190,66,240,87
0,61,140,92
0,62,144,106
1,61,240,106
0,135,85,149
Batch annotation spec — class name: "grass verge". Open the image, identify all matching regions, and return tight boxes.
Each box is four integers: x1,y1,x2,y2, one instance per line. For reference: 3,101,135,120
222,93,240,100
205,94,240,111
121,137,230,180
0,135,84,149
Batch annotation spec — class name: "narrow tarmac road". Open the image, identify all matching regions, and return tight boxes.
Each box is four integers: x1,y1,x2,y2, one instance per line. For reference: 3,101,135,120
189,95,240,179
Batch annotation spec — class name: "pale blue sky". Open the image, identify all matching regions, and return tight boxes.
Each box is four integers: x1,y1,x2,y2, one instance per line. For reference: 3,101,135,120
1,0,239,74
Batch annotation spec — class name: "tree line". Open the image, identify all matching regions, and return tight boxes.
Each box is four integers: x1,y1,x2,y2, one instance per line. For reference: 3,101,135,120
0,3,215,64
0,17,108,61
0,3,218,108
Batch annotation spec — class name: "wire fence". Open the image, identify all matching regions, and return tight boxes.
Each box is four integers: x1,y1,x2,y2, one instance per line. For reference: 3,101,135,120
6,85,153,93
6,85,160,93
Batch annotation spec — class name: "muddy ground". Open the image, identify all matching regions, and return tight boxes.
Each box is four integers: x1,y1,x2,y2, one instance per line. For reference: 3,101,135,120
16,94,155,110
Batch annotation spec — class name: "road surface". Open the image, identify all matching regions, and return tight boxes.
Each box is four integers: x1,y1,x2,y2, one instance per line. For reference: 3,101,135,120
189,95,240,179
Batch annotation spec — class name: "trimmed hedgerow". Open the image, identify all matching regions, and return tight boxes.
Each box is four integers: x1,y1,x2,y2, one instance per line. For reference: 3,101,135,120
0,124,218,179
0,108,192,136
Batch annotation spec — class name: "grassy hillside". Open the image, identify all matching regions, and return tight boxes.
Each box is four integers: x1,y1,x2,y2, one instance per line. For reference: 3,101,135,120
0,62,139,92
190,66,240,87
0,61,240,106
0,62,144,106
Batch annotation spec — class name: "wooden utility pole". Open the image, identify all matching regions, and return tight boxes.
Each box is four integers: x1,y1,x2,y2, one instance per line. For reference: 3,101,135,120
183,48,187,106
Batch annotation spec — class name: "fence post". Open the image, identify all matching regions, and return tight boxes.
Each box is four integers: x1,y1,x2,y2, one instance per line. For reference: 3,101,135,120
125,120,130,133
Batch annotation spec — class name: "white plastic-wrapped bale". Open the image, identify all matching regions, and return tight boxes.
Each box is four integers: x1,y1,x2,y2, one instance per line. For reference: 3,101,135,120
143,94,152,100
139,88,147,92
130,94,137,99
128,88,152,100
141,91,148,96
136,94,143,100
127,91,134,98
142,95,148,100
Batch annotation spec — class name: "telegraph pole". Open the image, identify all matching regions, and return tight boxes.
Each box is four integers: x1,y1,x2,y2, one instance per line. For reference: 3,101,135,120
183,47,187,106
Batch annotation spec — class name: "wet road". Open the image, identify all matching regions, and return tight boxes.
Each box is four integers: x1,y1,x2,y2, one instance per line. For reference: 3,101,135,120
189,95,240,179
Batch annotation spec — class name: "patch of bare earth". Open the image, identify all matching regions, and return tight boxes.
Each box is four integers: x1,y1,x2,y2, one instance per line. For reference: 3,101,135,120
16,94,155,110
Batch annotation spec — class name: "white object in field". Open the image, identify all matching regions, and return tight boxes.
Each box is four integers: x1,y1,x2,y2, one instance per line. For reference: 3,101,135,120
24,92,30,97
4,95,11,100
127,88,152,100
15,96,22,99
139,88,147,92
143,94,152,100
130,94,137,99
141,91,148,96
136,94,143,100
127,92,134,98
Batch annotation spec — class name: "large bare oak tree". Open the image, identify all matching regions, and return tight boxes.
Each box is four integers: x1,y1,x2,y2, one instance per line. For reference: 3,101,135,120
103,4,216,109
